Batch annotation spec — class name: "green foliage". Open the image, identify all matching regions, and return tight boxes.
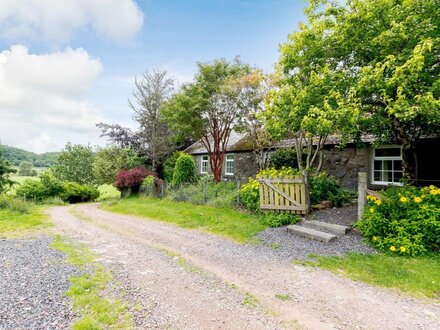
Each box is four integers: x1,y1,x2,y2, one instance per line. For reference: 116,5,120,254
268,0,440,179
310,172,356,207
163,151,182,182
140,175,155,196
162,58,253,143
61,182,100,204
262,213,299,227
54,143,96,185
0,144,60,167
15,179,46,201
239,177,260,212
0,147,16,194
167,176,238,208
271,148,298,169
304,252,440,299
93,146,142,185
18,161,37,176
172,153,197,186
15,170,99,204
257,167,300,178
102,196,268,243
355,185,440,256
0,196,32,214
15,170,64,201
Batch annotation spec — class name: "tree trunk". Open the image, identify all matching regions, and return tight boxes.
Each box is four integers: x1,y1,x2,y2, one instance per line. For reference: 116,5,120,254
401,143,417,183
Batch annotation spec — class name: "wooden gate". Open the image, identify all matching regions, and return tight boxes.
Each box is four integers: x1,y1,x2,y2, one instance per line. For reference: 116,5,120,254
258,175,308,214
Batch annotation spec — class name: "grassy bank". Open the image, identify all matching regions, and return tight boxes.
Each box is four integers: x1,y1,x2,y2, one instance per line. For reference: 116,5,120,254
302,253,440,299
102,196,267,243
0,205,50,237
51,237,133,330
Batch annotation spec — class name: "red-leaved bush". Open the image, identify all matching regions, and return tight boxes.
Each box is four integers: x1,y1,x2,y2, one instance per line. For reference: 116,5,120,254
114,167,157,189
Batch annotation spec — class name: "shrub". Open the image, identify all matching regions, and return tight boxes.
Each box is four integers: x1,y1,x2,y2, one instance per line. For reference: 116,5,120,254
16,170,65,201
262,213,299,227
140,176,155,196
114,167,156,193
0,196,32,214
310,172,355,207
16,180,47,201
18,161,37,176
60,182,100,203
271,148,298,169
355,185,440,256
239,177,260,212
172,154,197,186
163,152,182,183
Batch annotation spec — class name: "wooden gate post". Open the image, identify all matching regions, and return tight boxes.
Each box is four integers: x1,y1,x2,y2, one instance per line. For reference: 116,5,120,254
358,172,367,220
303,171,311,215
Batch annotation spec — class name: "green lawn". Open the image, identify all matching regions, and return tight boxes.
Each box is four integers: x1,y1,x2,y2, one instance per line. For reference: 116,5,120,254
102,196,268,243
97,184,120,201
0,206,51,237
303,253,440,299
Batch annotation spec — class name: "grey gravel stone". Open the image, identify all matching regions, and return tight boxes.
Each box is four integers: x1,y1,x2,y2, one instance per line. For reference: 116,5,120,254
0,236,76,330
257,206,375,260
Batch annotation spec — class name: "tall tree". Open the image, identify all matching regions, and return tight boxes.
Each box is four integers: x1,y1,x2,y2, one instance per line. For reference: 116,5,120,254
93,146,143,185
98,70,175,172
54,143,96,185
129,70,175,171
270,0,440,181
162,58,253,183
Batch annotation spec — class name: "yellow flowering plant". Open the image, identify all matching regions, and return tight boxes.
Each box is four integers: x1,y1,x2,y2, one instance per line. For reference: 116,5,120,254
355,185,440,256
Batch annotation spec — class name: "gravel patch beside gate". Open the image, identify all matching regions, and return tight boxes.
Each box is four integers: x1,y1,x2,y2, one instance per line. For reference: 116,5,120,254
0,236,76,330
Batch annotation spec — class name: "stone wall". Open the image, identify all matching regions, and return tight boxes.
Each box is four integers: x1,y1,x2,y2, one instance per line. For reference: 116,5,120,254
321,145,370,188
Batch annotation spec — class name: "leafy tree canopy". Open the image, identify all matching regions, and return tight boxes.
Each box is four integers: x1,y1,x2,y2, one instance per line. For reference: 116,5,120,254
0,146,16,194
93,145,143,185
54,143,96,185
267,0,440,179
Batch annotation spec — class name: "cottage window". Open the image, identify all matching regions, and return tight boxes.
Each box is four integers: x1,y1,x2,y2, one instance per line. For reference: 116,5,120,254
201,155,209,174
372,146,403,185
225,154,234,175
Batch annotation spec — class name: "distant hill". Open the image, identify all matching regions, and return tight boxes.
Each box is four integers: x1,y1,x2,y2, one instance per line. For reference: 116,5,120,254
0,145,60,167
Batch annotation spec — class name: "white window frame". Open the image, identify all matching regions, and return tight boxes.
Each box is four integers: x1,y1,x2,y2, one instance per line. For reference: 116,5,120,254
371,145,403,186
201,155,209,174
225,154,234,176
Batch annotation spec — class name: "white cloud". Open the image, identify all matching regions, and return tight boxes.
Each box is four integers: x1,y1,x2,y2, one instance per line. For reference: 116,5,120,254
0,0,144,43
0,45,104,153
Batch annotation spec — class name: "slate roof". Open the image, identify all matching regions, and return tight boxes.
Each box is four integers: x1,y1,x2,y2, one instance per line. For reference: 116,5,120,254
185,132,376,155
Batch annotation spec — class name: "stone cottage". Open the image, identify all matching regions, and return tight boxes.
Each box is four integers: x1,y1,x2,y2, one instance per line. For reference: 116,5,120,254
185,132,440,189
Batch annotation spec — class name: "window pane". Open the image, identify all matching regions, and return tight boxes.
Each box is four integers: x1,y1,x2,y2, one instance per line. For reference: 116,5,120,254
383,160,393,171
374,160,382,171
394,161,402,171
375,148,401,157
374,171,382,182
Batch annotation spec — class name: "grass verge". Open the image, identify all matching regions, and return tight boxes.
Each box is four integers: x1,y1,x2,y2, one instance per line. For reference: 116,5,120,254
0,205,51,237
101,196,268,243
51,236,133,329
301,252,440,299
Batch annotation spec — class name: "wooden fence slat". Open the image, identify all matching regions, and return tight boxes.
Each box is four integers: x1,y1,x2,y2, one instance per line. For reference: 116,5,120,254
258,176,308,215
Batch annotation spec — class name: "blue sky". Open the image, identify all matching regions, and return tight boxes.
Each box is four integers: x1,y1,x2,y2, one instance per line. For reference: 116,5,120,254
0,0,306,153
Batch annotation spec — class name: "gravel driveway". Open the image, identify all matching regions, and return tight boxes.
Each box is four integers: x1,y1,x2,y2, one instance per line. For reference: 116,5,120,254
48,204,440,330
0,236,76,330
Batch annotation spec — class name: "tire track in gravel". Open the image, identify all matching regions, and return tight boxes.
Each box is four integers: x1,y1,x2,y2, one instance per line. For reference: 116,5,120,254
48,206,279,330
53,204,440,330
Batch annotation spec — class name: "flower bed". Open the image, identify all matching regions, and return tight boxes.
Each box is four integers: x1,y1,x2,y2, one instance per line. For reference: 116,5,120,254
355,185,440,256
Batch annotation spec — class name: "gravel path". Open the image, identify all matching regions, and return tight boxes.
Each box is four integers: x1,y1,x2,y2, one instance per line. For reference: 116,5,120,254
0,236,76,330
257,205,374,260
49,204,440,330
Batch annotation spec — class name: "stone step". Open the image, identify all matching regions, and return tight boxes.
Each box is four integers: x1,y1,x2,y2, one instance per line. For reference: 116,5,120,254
301,220,351,236
287,225,337,243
